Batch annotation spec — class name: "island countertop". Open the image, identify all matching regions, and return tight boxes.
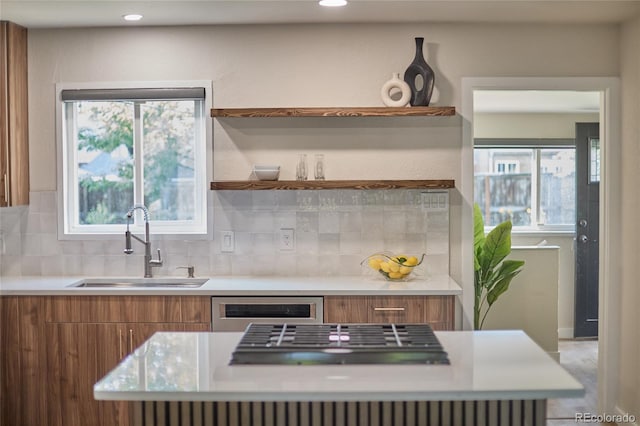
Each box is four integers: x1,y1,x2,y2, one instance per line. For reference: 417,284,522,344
94,330,583,402
0,274,462,296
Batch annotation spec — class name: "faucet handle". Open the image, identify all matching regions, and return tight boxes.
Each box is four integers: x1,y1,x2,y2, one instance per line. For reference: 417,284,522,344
177,266,195,278
149,249,163,267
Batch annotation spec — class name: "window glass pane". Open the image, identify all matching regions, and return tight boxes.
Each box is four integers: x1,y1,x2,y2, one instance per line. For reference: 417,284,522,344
540,149,575,225
75,101,134,225
474,149,533,226
141,100,197,221
589,138,600,183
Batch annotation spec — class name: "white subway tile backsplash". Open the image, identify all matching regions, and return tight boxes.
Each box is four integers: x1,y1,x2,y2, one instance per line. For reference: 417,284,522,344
318,233,340,254
252,191,276,210
318,211,340,233
275,191,297,211
22,234,42,256
1,256,21,276
233,232,252,255
250,211,275,233
339,211,362,233
2,189,449,278
273,211,296,229
64,255,84,275
252,233,276,254
21,256,42,275
296,231,319,254
40,234,61,256
382,211,406,235
296,211,318,232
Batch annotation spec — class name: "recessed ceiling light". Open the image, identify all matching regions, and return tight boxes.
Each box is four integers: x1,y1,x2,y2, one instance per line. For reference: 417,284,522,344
123,14,143,22
319,0,347,7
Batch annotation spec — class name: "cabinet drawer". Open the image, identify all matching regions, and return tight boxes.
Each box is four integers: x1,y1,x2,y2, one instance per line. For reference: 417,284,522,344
368,296,424,323
45,296,211,323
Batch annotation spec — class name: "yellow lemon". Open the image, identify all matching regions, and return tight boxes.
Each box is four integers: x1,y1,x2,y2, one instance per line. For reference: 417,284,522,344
368,258,382,270
404,256,419,266
399,266,413,275
379,262,390,273
388,262,400,273
388,271,403,280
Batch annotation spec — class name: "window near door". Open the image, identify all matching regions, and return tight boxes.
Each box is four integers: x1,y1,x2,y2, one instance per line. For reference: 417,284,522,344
474,139,575,230
58,84,210,236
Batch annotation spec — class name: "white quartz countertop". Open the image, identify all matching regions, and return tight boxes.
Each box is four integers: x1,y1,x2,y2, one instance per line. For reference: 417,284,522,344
0,275,462,296
94,330,583,402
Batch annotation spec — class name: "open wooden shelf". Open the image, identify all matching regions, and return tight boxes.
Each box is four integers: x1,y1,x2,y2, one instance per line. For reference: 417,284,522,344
211,106,455,118
210,179,455,190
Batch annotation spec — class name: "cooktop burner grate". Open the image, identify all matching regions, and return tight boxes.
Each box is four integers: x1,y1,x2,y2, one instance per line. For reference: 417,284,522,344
230,323,450,365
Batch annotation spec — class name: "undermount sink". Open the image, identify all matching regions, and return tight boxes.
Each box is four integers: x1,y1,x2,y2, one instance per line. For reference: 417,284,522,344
69,278,208,288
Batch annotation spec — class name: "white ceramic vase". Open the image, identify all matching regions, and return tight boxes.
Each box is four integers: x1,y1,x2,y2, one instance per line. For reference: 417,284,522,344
380,72,411,107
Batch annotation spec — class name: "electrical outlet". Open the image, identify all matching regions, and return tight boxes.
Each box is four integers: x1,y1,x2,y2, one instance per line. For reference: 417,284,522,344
279,228,295,251
221,231,235,253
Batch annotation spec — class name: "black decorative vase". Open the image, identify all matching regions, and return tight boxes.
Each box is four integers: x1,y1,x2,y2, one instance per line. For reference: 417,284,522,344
403,37,435,106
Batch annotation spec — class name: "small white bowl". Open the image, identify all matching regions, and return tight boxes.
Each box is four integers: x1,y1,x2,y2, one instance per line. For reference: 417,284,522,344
253,165,280,181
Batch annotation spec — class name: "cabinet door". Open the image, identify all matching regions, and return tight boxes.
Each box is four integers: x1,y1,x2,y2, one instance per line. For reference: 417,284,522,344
0,21,29,207
424,296,455,330
324,296,368,323
1,297,46,426
46,322,121,426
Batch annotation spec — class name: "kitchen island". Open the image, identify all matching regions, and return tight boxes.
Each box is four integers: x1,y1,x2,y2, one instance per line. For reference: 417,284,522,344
94,330,583,426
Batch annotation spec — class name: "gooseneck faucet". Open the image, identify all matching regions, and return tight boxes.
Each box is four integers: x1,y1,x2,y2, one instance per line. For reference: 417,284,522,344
124,204,163,278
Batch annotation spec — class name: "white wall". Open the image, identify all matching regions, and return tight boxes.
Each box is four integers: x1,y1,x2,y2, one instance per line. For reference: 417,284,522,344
474,112,600,139
619,14,640,421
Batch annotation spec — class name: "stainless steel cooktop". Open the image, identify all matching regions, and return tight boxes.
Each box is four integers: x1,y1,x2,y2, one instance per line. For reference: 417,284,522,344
229,323,450,365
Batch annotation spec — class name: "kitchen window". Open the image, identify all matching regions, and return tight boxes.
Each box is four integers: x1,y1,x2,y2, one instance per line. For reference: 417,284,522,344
474,139,575,231
57,82,211,236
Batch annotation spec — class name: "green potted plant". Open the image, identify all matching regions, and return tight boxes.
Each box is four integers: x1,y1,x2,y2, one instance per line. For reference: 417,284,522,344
474,204,525,330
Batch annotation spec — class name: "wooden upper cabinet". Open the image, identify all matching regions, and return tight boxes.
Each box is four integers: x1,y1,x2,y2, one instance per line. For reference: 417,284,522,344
0,21,29,207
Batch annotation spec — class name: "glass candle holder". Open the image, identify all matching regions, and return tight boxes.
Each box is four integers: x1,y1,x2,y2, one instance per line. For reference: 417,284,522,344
314,154,325,180
296,154,308,181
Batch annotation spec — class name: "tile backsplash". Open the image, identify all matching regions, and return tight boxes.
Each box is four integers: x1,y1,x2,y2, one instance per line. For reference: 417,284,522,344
0,190,449,278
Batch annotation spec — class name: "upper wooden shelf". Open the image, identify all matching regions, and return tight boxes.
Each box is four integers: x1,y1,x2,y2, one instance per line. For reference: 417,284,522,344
210,180,455,190
210,106,456,118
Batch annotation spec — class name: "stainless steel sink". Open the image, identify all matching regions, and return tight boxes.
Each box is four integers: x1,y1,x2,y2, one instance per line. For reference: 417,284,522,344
69,278,208,288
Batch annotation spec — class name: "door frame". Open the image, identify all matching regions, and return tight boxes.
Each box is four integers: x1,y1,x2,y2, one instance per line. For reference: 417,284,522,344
461,77,621,414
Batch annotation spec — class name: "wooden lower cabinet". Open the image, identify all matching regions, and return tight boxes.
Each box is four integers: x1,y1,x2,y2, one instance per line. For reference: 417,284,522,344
0,296,211,426
324,295,455,330
46,321,210,426
0,297,46,426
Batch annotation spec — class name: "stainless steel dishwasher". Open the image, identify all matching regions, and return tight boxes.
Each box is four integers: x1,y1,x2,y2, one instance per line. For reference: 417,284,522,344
211,296,324,331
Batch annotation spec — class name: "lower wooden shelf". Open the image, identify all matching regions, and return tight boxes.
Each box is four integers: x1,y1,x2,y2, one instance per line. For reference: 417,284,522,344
210,179,455,190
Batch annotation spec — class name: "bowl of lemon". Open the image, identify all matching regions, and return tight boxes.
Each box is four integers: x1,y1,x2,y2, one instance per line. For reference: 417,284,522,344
362,252,426,281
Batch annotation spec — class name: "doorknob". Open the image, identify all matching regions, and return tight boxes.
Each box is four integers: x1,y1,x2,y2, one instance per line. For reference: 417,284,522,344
579,235,597,243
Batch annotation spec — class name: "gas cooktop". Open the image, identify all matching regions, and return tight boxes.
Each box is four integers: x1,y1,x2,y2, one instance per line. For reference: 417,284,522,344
229,323,450,365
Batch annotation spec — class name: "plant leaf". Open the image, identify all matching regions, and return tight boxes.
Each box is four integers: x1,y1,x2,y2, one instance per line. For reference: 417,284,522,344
473,204,485,254
486,260,525,306
479,220,512,274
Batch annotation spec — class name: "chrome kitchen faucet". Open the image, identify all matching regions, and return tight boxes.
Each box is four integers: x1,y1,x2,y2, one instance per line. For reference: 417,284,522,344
124,204,163,278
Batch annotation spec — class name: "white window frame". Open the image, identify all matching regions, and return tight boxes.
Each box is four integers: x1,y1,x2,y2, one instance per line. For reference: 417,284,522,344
56,81,213,240
474,138,576,233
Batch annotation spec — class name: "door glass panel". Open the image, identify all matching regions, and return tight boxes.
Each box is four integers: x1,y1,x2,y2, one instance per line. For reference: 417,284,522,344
589,138,601,183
